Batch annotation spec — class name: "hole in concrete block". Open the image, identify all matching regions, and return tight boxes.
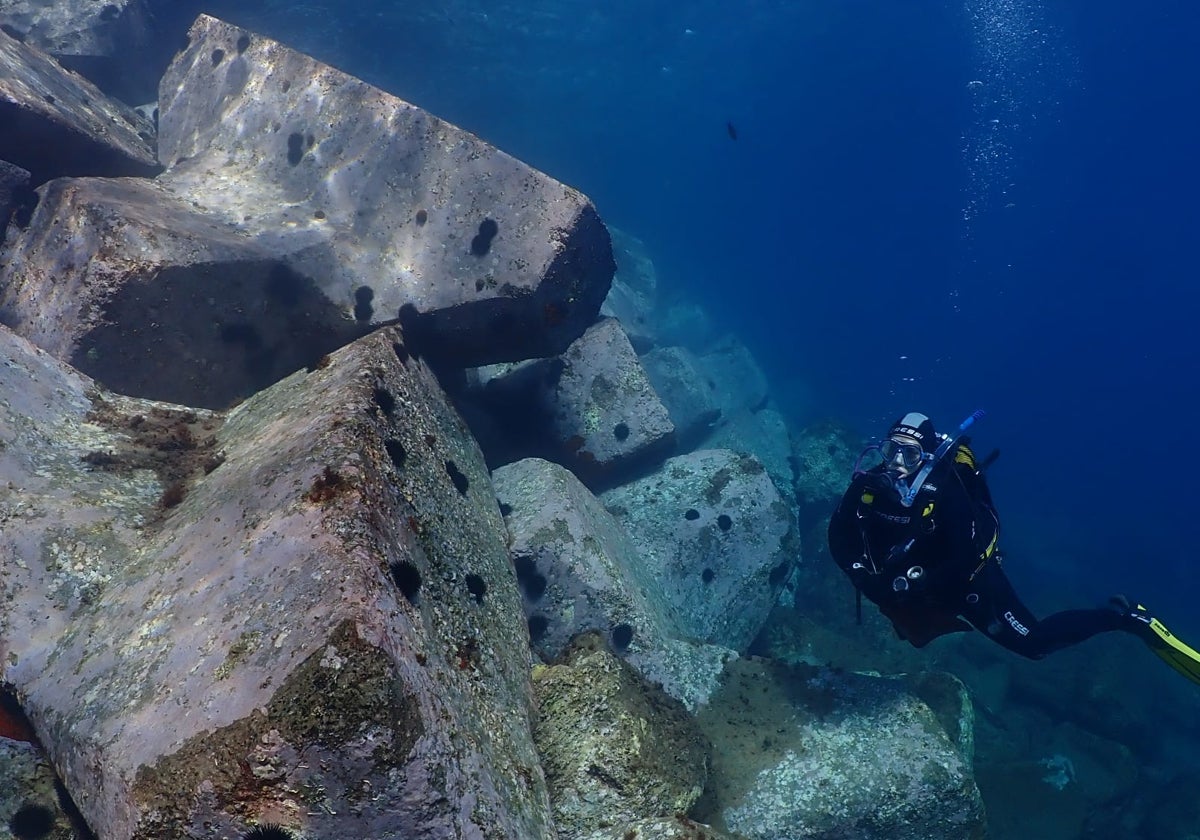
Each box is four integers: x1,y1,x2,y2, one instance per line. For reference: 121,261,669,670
385,439,406,470
446,460,469,495
470,218,499,256
390,560,421,604
466,573,487,605
8,803,55,839
611,623,633,651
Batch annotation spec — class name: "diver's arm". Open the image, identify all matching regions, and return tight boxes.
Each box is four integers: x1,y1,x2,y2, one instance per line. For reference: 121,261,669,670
827,482,865,575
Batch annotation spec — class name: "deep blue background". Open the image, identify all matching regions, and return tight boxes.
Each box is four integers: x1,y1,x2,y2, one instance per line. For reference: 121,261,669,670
212,0,1200,629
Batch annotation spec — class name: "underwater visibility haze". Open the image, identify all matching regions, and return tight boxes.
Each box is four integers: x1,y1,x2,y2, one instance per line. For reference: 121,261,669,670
4,0,1200,835
207,0,1200,636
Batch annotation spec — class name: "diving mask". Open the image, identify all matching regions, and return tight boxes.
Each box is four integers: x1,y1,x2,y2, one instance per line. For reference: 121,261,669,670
852,436,929,478
880,437,927,472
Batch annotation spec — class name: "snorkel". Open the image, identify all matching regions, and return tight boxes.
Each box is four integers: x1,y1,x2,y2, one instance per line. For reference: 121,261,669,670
896,409,986,507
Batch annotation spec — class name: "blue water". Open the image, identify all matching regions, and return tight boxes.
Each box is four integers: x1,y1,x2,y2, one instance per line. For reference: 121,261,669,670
210,1,1199,625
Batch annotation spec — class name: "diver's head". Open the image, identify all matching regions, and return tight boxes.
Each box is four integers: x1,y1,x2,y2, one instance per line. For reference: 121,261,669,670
881,412,938,477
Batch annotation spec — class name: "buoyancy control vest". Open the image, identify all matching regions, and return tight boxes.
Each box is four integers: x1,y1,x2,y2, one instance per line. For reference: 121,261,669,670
839,442,1000,621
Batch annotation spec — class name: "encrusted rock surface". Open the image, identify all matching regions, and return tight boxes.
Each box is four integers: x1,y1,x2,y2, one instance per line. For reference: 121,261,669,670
601,449,798,652
532,633,708,839
153,14,614,367
695,658,986,840
493,457,670,659
907,670,976,764
0,175,363,408
0,324,554,839
493,456,735,711
703,407,798,515
0,737,82,840
546,318,675,475
0,27,158,184
583,817,736,840
790,421,861,521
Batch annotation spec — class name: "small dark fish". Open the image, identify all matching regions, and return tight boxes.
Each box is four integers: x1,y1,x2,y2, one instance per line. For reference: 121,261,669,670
726,121,738,140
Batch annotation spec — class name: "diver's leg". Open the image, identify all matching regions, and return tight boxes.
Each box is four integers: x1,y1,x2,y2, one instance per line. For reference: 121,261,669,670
958,561,1123,659
1111,597,1200,686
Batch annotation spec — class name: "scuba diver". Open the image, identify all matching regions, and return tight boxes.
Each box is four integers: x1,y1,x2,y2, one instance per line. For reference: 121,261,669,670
827,410,1200,685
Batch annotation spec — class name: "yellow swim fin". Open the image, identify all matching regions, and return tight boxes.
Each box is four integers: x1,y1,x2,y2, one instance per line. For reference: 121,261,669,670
1127,604,1200,686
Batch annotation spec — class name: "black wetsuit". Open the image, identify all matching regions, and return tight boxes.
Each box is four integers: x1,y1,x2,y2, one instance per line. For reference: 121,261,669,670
827,448,1125,659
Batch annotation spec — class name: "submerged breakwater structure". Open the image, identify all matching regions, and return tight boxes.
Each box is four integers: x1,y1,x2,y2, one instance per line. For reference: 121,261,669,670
2,2,1198,839
0,12,977,839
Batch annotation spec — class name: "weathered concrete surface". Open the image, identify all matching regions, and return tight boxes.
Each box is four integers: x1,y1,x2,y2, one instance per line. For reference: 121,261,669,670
476,319,674,486
695,658,986,840
583,817,737,840
154,14,614,367
494,458,672,659
703,407,798,514
0,27,158,184
601,449,798,652
532,633,708,839
0,0,148,61
493,457,735,711
0,0,189,105
0,175,363,408
545,318,673,481
0,324,554,839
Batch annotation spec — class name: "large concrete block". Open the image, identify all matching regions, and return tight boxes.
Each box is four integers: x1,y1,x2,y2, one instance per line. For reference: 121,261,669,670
0,176,363,408
493,457,672,660
601,449,798,652
0,324,554,839
698,336,769,420
641,345,722,448
696,659,986,840
0,0,149,63
532,633,708,838
473,318,675,486
492,457,736,712
154,14,615,367
0,0,197,104
0,27,158,184
704,407,799,514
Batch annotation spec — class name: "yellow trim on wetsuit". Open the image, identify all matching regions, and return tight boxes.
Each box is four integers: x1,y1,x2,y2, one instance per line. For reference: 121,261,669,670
954,444,976,469
982,529,998,560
